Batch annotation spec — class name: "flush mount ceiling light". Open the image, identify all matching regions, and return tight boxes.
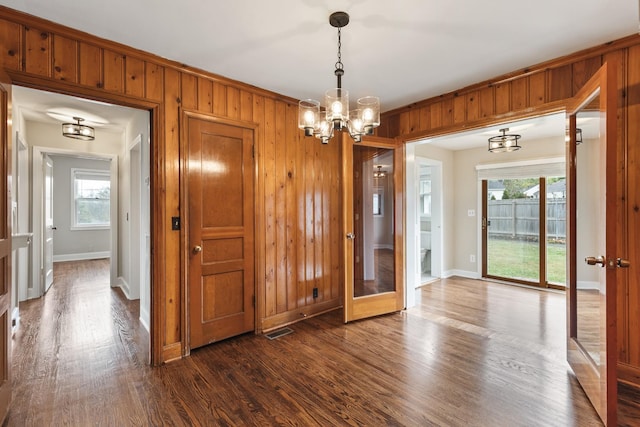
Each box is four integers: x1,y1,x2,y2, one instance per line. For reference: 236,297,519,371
298,11,380,144
374,165,386,178
488,128,521,153
62,117,95,141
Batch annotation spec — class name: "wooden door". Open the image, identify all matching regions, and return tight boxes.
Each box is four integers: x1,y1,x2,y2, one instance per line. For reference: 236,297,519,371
342,134,404,322
0,69,13,422
566,62,620,426
186,113,255,349
43,154,54,293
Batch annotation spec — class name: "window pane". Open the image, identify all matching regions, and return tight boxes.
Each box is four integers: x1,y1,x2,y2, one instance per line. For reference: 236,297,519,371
546,176,566,286
76,199,110,225
73,170,110,227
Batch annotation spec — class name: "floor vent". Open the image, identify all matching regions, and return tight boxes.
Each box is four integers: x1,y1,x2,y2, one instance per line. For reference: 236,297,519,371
265,327,293,340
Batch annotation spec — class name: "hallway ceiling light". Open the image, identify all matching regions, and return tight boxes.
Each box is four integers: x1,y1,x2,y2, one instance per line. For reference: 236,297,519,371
298,11,380,144
62,117,95,141
374,165,386,178
488,128,521,153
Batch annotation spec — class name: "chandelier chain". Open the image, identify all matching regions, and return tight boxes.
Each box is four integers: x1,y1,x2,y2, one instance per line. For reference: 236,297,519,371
335,27,343,72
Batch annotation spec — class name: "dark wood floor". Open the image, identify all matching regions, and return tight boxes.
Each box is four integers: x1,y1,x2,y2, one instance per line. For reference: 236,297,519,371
6,260,640,425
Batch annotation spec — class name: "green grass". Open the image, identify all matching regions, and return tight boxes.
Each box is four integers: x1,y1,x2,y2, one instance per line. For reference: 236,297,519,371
487,238,566,285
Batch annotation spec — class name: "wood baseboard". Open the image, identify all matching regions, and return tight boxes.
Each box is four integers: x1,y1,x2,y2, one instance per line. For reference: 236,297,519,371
260,299,341,333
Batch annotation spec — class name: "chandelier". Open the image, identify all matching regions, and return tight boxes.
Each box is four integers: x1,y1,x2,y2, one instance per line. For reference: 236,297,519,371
298,11,380,144
62,116,95,141
373,165,386,178
488,128,521,153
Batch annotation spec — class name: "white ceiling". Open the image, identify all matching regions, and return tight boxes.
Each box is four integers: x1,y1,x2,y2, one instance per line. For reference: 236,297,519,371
3,1,638,147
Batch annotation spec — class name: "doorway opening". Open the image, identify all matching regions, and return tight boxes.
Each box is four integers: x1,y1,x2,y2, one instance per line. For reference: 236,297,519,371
11,85,151,358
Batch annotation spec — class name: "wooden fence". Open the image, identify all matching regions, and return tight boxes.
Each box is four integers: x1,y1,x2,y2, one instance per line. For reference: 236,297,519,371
488,199,566,241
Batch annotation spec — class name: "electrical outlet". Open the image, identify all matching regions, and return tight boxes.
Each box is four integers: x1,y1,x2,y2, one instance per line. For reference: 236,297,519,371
470,254,476,263
468,209,475,217
313,287,318,299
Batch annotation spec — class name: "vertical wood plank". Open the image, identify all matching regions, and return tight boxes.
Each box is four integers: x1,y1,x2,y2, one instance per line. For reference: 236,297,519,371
547,64,572,102
275,101,287,313
227,86,240,120
312,117,323,304
478,87,494,119
240,90,253,122
145,62,164,102
466,91,479,122
252,94,267,324
430,102,442,129
529,73,546,107
305,116,317,306
52,35,77,83
180,73,197,110
572,56,602,96
409,109,420,134
511,78,528,111
453,96,466,125
213,81,227,116
297,119,308,308
79,42,102,89
103,50,124,93
0,19,21,71
263,97,276,316
197,77,212,114
441,98,454,127
163,67,181,346
24,26,51,77
494,82,511,115
398,112,410,135
285,102,298,310
418,105,430,132
125,56,145,98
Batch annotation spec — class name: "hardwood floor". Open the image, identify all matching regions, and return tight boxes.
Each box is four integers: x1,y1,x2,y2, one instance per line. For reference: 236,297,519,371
7,262,640,425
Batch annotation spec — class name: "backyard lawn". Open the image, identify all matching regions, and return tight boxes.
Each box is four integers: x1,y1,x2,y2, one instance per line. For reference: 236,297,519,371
487,238,566,285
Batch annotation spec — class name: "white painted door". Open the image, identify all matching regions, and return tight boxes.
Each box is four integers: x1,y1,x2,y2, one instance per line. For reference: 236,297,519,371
43,154,54,293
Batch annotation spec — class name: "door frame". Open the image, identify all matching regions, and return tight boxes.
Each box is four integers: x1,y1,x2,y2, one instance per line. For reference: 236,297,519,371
179,109,260,354
31,147,118,297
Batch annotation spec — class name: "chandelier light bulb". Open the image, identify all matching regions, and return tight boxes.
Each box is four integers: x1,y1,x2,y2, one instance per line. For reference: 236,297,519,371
331,101,343,115
362,108,374,121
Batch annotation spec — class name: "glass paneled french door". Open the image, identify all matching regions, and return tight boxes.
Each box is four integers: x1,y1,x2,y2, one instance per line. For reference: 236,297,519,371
482,176,566,289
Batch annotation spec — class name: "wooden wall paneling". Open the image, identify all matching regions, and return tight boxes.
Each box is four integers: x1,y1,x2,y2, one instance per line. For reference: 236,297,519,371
625,45,640,367
453,95,465,125
419,105,430,132
252,94,266,330
329,135,341,300
409,108,420,134
547,63,572,102
124,55,145,98
263,97,277,317
226,86,240,120
494,82,510,115
465,91,479,122
145,62,164,102
103,49,124,93
180,73,197,110
304,124,316,305
162,67,181,357
197,77,212,113
572,56,602,96
78,42,102,89
511,78,528,111
52,35,77,83
430,101,442,129
312,120,323,304
0,18,21,71
528,72,546,107
398,111,410,136
441,98,454,128
240,90,253,122
478,87,494,119
284,103,298,310
274,101,288,312
321,132,332,301
296,130,308,308
212,81,227,116
24,26,51,77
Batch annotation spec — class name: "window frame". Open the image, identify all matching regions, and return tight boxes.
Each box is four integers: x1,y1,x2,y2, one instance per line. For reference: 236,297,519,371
70,168,111,231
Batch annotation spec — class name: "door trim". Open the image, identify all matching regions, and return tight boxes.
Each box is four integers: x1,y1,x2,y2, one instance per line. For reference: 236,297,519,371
180,109,260,354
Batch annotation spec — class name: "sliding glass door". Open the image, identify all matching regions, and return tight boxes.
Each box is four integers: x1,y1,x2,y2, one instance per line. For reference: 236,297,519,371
482,175,566,289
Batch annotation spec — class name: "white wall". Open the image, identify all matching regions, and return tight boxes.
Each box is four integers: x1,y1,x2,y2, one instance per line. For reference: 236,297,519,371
49,155,111,260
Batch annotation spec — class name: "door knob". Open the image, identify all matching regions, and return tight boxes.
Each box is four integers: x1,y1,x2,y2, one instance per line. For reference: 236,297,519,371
585,256,605,267
617,258,631,268
193,245,202,253
346,233,355,240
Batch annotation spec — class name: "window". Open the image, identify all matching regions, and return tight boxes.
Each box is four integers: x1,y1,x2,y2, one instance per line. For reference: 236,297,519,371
71,169,110,229
373,187,384,216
